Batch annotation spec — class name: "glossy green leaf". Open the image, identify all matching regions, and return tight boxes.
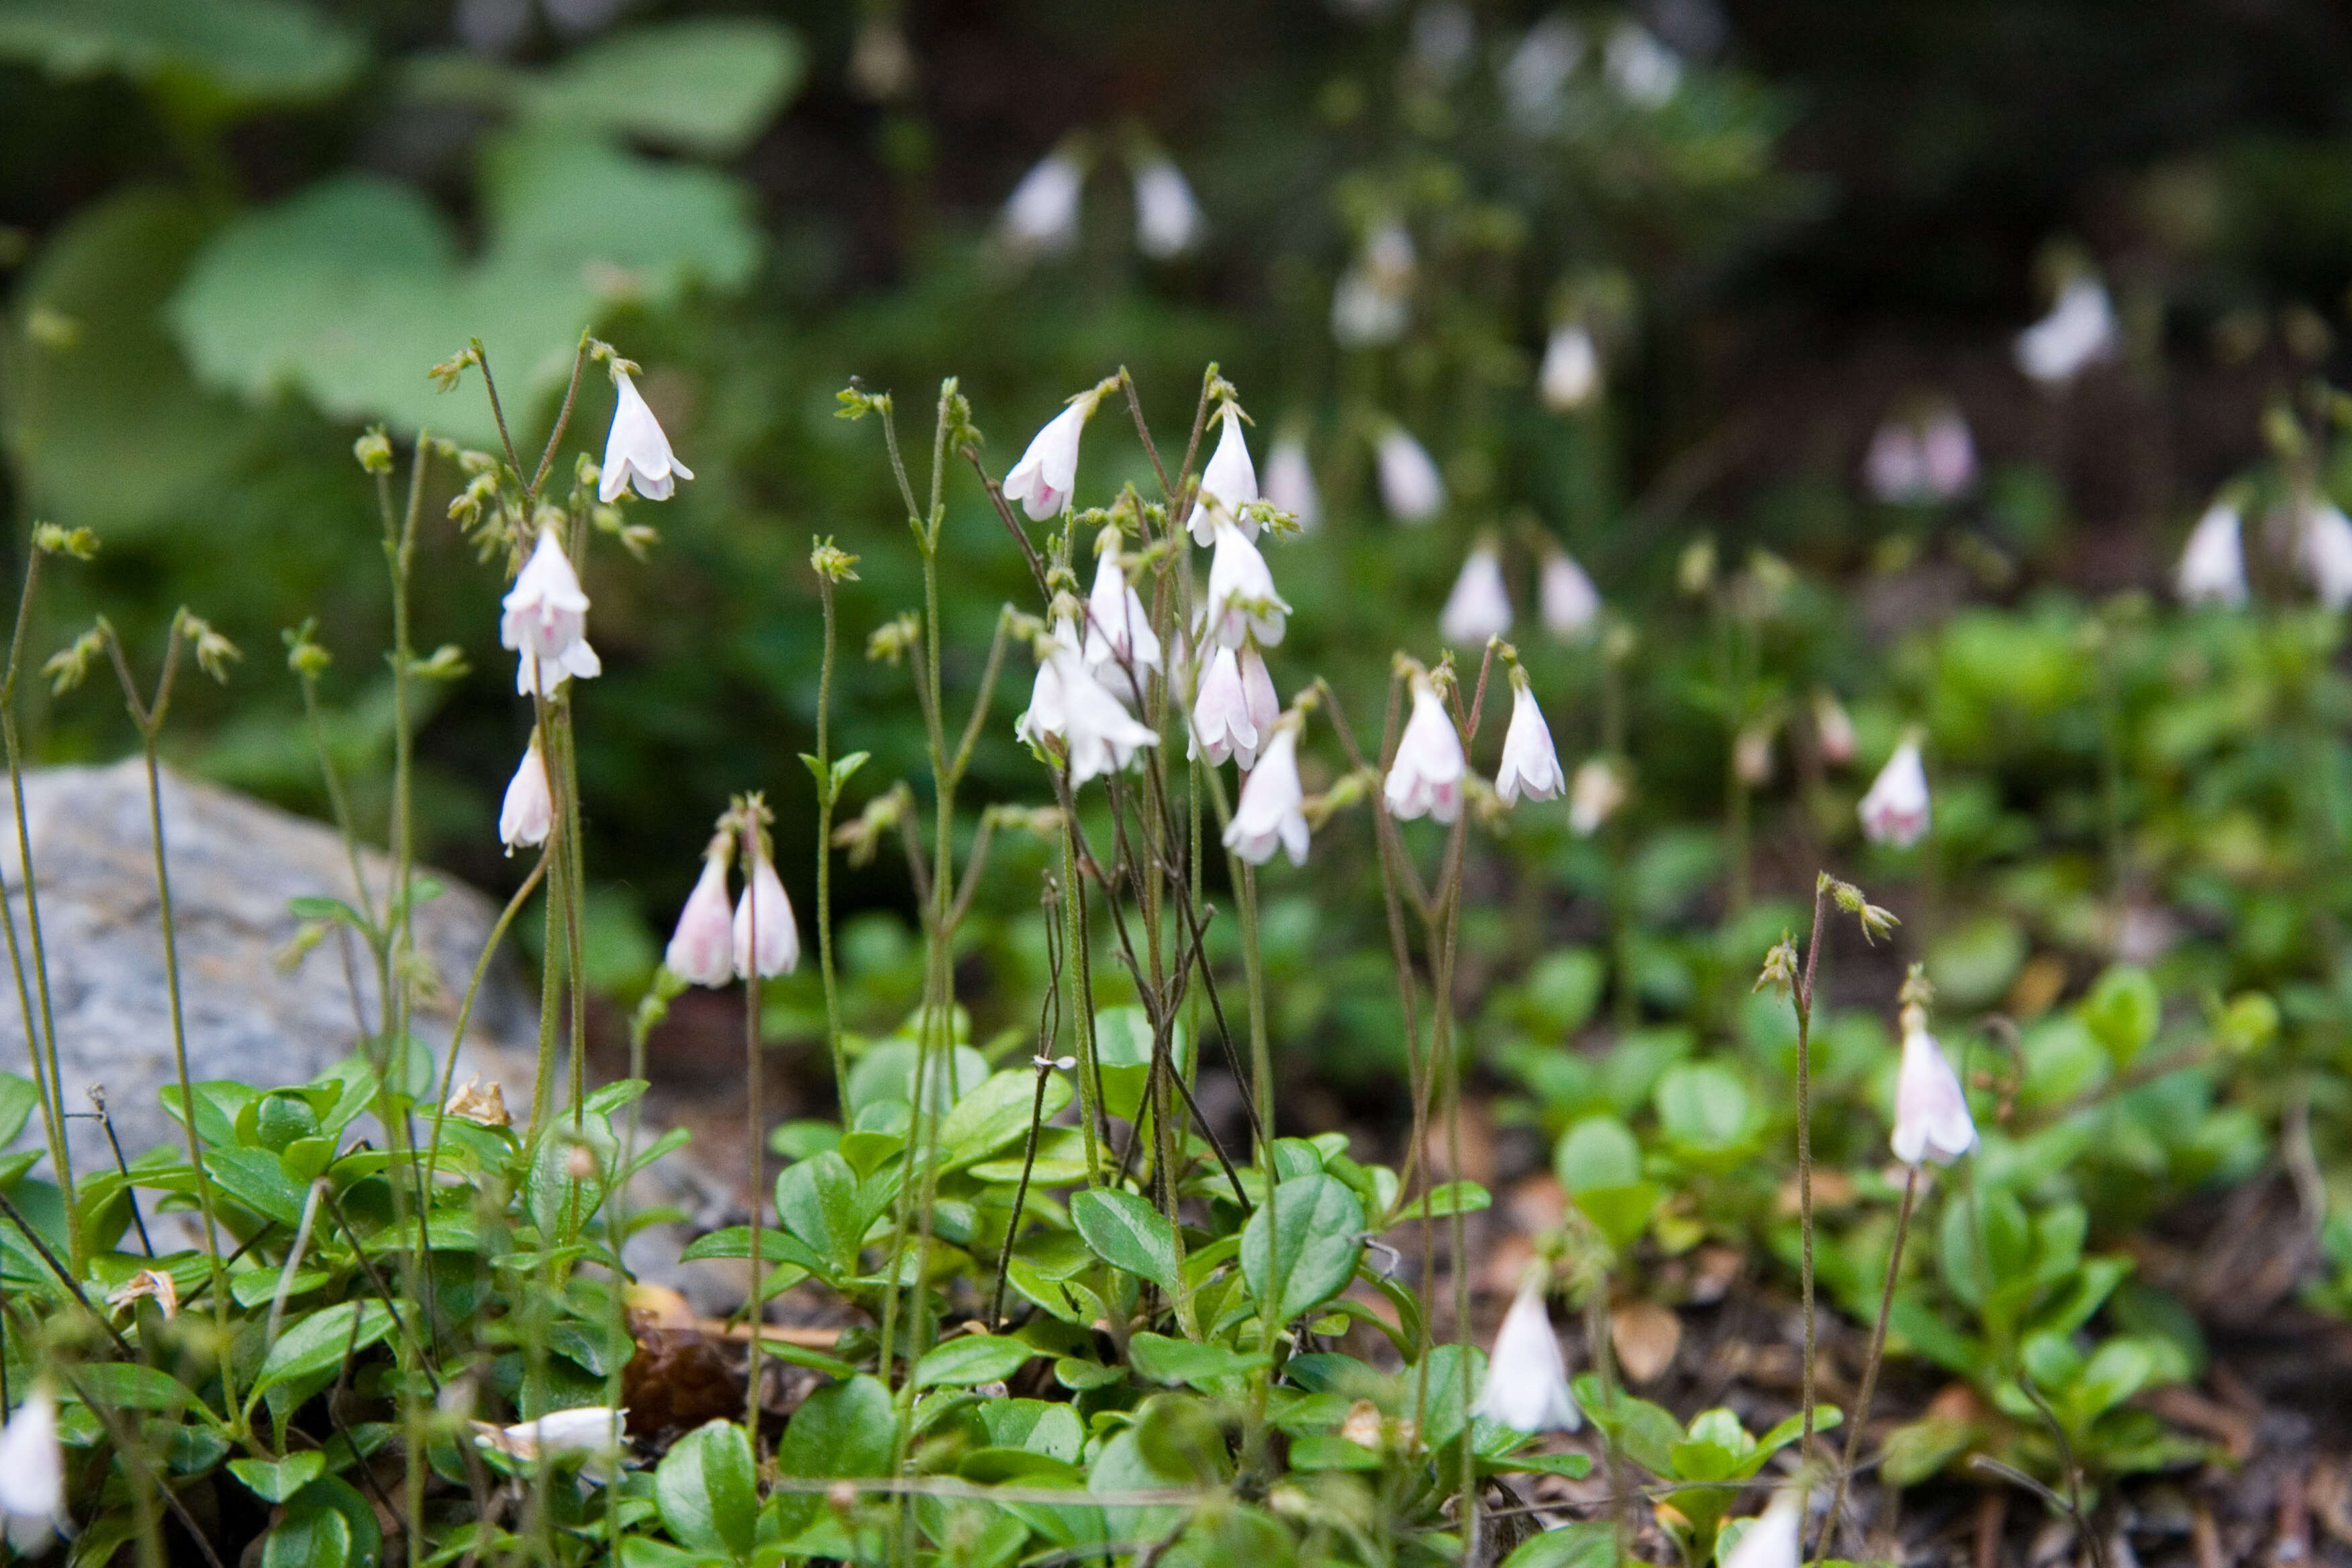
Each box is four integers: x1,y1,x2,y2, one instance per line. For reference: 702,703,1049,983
1240,1175,1366,1324
1069,1187,1181,1293
654,1418,758,1563
913,1334,1034,1388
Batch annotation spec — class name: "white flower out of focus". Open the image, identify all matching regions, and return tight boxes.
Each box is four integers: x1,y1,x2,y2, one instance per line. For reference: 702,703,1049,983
1720,1490,1804,1568
1496,670,1565,805
1132,157,1204,259
1205,509,1291,648
2175,500,2247,608
1538,547,1600,640
474,1406,628,1483
1332,222,1417,348
1377,427,1447,523
999,149,1083,256
1539,323,1602,411
1470,1278,1580,1432
1385,676,1467,824
598,370,694,503
1003,395,1096,522
1604,21,1681,106
1892,1024,1977,1165
498,736,554,853
1569,756,1626,836
1223,721,1310,866
1264,434,1322,529
1811,689,1857,766
1859,739,1931,849
665,848,736,987
2015,275,2118,387
1189,403,1261,544
0,1383,63,1552
2302,502,2352,610
733,842,800,980
1865,403,1975,504
1439,542,1513,647
502,526,601,696
1502,14,1584,134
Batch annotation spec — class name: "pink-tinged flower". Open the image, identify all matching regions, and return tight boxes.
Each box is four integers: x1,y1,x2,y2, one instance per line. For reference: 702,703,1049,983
1015,620,1082,753
1188,404,1261,544
1865,403,1975,503
1496,671,1564,805
598,370,693,503
1812,690,1857,766
1539,323,1601,411
2016,274,2118,387
1859,739,1931,849
1919,405,1976,497
1720,1490,1803,1568
1471,1278,1580,1432
0,1383,62,1551
1384,677,1466,824
498,736,554,853
665,848,735,988
1569,756,1626,837
501,528,601,696
1539,548,1600,640
2304,502,2352,609
1004,396,1095,522
1892,1024,1976,1165
1081,542,1162,700
999,149,1083,256
1863,417,1926,504
1189,645,1259,769
733,843,799,979
1734,722,1774,787
2176,501,2247,607
1238,642,1279,753
1440,541,1513,646
1264,434,1321,530
1205,509,1290,648
1133,157,1204,259
1223,722,1310,866
1021,632,1160,786
1377,427,1446,522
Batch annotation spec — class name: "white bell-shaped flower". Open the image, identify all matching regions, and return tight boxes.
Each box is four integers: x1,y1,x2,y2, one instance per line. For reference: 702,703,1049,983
1377,427,1447,523
1539,323,1602,411
1000,149,1083,256
1331,222,1416,348
1859,739,1931,849
1440,542,1513,646
1604,20,1681,105
1384,677,1467,824
1082,542,1163,698
1223,721,1310,866
665,850,736,988
1133,157,1204,259
1189,645,1259,769
1496,670,1565,805
1058,648,1161,785
1265,434,1322,530
2304,502,2352,609
1502,15,1584,134
733,843,800,980
1238,642,1279,751
599,370,693,503
1004,396,1095,521
1015,620,1083,752
1863,416,1926,504
502,527,602,696
474,1405,629,1484
2175,501,2247,607
1720,1490,1804,1568
498,736,554,853
1470,1278,1581,1432
1538,547,1601,640
2015,275,2118,387
1189,404,1261,543
1205,509,1290,648
1920,405,1977,497
0,1384,63,1552
1569,756,1626,836
1892,1024,1976,1165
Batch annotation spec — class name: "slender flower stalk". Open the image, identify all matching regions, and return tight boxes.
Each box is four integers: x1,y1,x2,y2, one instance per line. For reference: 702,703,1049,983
811,541,859,1097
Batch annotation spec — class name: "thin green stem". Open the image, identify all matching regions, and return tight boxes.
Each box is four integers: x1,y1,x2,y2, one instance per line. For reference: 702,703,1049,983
815,575,848,1097
1814,1163,1920,1564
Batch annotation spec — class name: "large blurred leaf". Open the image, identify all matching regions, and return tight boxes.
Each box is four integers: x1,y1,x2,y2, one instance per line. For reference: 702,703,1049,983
524,19,802,157
170,134,759,444
1,188,250,533
0,0,360,105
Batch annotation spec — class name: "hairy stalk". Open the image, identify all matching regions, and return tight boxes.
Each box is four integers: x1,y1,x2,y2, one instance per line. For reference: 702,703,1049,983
814,566,850,1097
1796,876,1830,1462
1815,1163,1920,1563
744,853,765,1446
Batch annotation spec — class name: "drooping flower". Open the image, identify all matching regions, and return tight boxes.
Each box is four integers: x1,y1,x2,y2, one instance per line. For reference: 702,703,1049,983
1022,634,1161,786
1919,404,1977,497
1133,157,1204,259
1223,721,1310,866
1862,417,1925,504
1892,1024,1977,1165
1539,323,1602,411
1496,670,1565,805
1004,395,1097,522
1569,756,1626,836
1865,403,1975,503
1238,642,1279,753
1859,739,1931,850
1189,403,1261,543
598,370,694,503
1205,510,1291,648
1538,547,1601,640
1081,540,1163,699
1470,1278,1580,1432
1384,676,1467,824
1331,222,1416,348
2175,500,2247,608
2303,502,2352,610
733,842,800,980
1264,434,1322,530
1734,721,1775,787
0,1383,63,1551
665,843,736,988
1189,646,1259,769
2016,275,2118,387
1377,427,1447,523
1812,689,1857,766
1015,620,1083,753
999,149,1083,256
1502,14,1584,134
473,1406,629,1483
1604,21,1681,106
1720,1490,1804,1568
498,736,554,853
501,527,601,696
1440,542,1513,648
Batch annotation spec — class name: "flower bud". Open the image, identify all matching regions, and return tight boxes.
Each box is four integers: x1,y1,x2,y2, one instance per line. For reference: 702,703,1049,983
354,428,394,475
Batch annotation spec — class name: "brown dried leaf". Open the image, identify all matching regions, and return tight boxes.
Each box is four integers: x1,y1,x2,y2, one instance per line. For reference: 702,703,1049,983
1611,1299,1681,1385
